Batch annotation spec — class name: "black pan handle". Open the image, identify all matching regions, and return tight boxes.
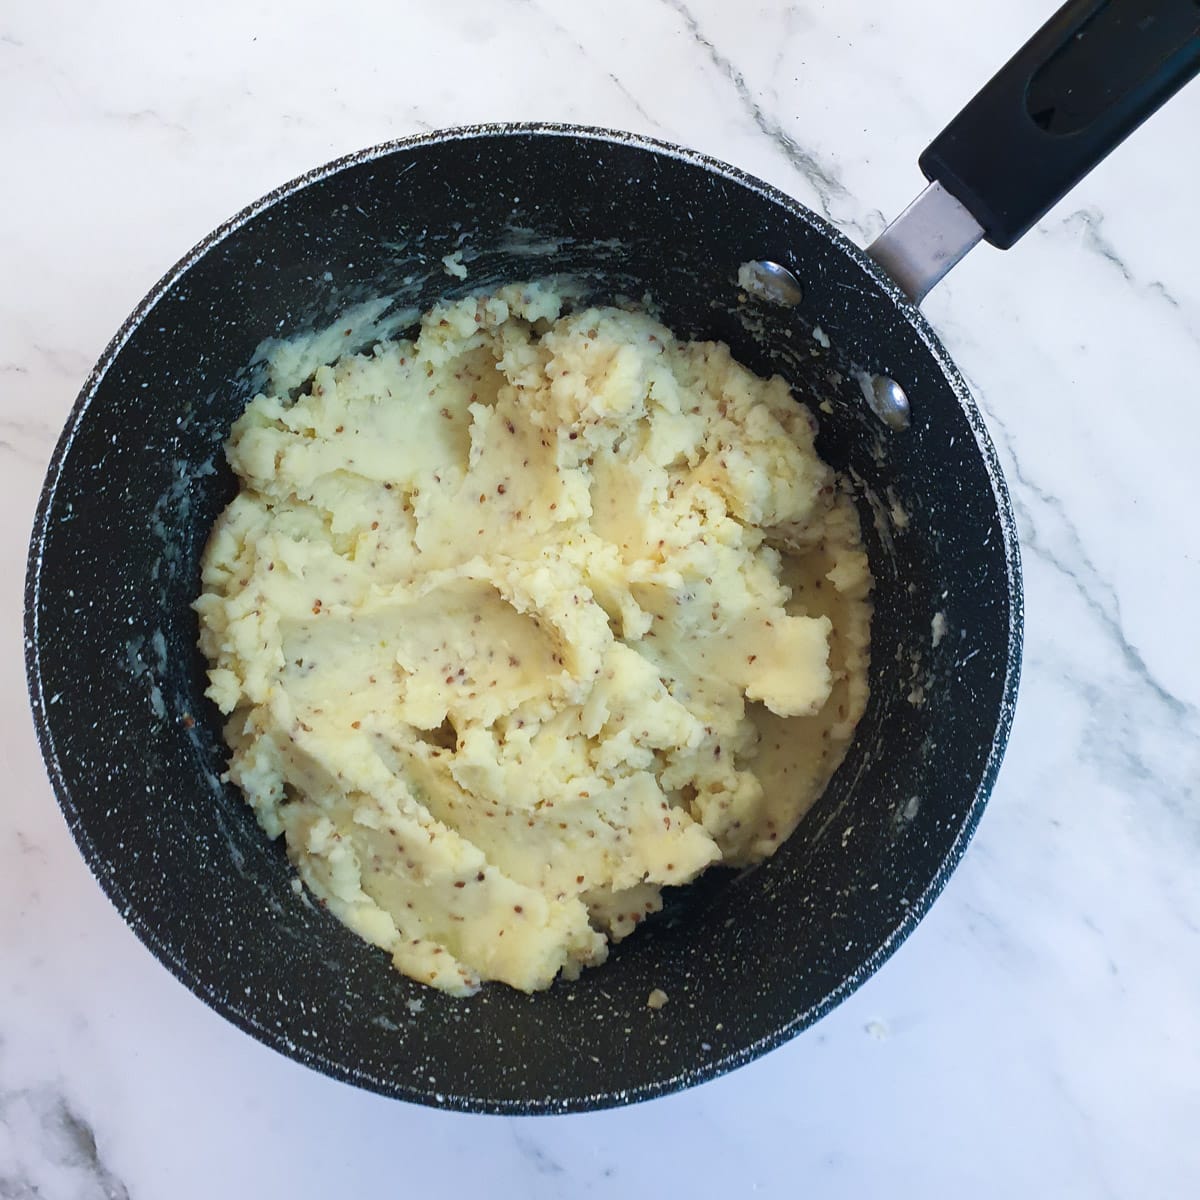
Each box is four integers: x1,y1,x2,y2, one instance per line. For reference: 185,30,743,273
919,0,1200,250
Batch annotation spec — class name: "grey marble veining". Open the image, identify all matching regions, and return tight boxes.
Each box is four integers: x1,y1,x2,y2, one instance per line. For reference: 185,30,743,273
0,1081,129,1200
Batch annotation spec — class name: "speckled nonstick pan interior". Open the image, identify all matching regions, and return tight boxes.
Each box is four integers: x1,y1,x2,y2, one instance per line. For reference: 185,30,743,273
24,124,1020,1111
30,0,1197,1110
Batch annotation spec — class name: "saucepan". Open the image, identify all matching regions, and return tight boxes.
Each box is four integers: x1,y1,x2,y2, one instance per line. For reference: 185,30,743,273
24,1,1199,1111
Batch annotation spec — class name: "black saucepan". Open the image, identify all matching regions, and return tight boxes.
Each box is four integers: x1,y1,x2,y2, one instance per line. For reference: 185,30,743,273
24,2,1199,1111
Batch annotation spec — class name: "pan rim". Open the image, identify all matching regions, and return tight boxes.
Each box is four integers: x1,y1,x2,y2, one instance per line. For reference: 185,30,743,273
24,121,1023,1114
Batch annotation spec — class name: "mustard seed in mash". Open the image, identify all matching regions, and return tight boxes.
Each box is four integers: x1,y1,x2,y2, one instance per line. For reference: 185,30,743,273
195,281,872,995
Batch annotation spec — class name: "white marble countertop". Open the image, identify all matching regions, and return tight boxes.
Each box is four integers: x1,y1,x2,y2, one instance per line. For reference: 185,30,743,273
3,1,1198,1196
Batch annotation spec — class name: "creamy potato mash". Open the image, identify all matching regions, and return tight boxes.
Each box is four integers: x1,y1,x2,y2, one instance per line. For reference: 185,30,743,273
195,281,871,996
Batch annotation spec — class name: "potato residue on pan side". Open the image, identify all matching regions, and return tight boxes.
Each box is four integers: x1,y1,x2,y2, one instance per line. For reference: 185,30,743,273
194,281,872,996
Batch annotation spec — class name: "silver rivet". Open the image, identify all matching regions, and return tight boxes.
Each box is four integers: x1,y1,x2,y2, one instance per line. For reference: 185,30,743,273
738,260,803,307
868,375,911,431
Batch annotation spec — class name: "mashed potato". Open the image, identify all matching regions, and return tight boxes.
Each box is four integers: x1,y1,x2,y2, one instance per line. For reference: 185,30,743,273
195,281,871,995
